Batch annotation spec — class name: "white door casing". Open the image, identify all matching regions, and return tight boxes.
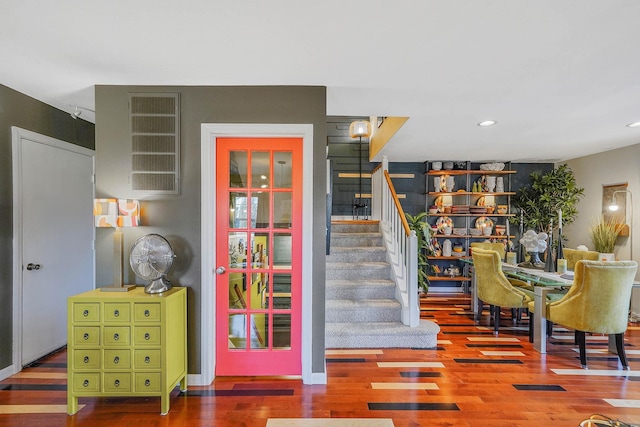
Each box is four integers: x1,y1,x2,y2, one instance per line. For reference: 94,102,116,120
11,127,95,370
197,123,325,386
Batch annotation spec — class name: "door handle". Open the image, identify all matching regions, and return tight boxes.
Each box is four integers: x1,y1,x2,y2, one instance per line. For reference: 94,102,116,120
216,266,226,275
26,263,41,271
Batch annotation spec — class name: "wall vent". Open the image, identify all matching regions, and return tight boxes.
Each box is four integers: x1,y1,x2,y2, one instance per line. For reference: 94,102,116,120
129,93,180,195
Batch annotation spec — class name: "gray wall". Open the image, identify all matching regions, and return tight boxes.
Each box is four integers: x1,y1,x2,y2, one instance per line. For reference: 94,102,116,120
0,84,95,370
95,85,328,375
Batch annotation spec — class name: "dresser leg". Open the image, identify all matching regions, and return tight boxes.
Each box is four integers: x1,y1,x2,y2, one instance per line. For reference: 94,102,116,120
161,394,169,415
180,375,187,392
67,395,78,415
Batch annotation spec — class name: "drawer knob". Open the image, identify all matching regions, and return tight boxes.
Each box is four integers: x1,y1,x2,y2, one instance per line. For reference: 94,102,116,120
145,356,151,364
145,379,151,387
83,356,89,363
144,333,150,340
114,309,119,317
114,379,120,387
144,309,150,317
114,356,120,364
83,333,89,340
83,309,89,317
113,333,119,341
83,379,90,387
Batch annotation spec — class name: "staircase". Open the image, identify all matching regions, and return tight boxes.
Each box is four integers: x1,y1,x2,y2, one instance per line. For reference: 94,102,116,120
325,221,440,348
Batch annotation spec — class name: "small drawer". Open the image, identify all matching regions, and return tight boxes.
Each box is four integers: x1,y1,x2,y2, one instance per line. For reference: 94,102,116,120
72,373,100,392
134,303,161,322
104,349,131,369
103,326,130,346
134,326,161,345
72,349,101,370
73,303,100,322
134,349,161,369
104,373,132,392
104,303,130,322
135,372,161,392
73,326,100,346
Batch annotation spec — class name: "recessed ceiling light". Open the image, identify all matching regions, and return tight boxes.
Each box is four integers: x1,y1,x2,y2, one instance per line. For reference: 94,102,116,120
627,121,640,128
478,120,497,127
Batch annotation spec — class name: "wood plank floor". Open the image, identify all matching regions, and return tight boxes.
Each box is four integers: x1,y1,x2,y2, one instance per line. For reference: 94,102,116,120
2,293,640,426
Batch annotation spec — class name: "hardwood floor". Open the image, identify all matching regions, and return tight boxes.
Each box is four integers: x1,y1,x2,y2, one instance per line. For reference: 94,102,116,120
2,293,640,426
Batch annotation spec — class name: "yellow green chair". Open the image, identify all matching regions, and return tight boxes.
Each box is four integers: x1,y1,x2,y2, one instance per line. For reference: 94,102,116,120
471,242,506,259
472,247,533,334
544,260,638,369
562,248,599,270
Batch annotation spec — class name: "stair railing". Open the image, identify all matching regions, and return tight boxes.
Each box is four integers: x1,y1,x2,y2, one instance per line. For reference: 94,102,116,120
371,157,419,327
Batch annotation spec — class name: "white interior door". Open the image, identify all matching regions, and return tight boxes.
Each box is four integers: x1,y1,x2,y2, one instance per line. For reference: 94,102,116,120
13,128,95,366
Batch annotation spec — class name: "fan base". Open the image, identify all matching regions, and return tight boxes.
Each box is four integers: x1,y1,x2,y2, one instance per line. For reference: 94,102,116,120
145,279,171,294
100,284,136,292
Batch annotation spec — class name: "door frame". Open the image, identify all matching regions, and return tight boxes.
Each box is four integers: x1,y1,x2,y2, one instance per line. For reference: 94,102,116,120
10,127,95,377
200,123,320,385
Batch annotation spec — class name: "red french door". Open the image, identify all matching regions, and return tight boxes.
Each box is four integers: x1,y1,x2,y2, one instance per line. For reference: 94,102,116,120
215,137,302,375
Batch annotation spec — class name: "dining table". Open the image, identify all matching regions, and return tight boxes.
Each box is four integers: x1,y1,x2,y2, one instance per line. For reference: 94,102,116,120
464,259,572,353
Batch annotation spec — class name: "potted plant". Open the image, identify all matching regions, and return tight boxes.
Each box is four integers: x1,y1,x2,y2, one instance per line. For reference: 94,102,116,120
589,216,625,260
405,212,434,294
511,164,584,234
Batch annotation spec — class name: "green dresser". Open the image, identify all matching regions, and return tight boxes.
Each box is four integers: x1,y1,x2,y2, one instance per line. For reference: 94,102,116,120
67,287,187,415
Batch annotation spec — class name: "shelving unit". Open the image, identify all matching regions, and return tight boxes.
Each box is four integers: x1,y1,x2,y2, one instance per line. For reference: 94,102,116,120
425,161,516,292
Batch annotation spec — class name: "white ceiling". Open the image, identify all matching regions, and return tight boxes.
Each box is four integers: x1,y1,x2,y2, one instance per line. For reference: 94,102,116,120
2,0,640,162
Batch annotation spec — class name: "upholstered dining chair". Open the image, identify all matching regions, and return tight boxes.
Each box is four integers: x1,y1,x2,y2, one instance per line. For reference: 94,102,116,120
562,248,600,270
471,247,533,334
471,242,506,259
544,260,638,369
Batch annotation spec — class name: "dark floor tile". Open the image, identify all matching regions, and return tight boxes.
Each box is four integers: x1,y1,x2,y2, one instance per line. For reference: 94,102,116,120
0,384,67,391
513,384,565,391
325,358,366,363
179,389,294,397
400,372,443,378
368,402,459,411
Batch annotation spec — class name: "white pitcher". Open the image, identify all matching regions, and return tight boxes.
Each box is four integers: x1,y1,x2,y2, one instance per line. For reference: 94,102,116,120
442,239,452,257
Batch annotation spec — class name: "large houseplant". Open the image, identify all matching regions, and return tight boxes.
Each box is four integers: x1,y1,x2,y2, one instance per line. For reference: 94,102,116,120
511,164,584,234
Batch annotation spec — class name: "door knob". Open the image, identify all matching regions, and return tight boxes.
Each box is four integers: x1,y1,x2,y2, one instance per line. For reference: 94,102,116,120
216,266,226,275
26,263,41,271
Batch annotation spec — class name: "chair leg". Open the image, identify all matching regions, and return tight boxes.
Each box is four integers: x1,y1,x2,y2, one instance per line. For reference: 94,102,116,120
615,333,629,369
476,299,483,321
576,330,587,369
494,306,501,334
529,315,534,343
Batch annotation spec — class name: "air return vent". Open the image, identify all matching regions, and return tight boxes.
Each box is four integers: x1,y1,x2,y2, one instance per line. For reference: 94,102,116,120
129,93,180,195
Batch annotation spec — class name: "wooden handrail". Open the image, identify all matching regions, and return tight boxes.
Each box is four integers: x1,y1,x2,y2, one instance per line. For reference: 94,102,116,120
384,170,411,237
371,163,383,174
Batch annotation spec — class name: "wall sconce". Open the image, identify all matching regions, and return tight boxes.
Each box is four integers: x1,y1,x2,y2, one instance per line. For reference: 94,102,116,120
94,198,140,291
609,189,633,261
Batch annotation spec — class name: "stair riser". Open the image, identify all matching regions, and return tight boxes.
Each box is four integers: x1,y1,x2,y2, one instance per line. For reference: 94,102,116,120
325,334,438,349
326,306,401,323
327,250,386,263
326,267,390,281
330,235,383,247
325,285,395,300
332,224,379,233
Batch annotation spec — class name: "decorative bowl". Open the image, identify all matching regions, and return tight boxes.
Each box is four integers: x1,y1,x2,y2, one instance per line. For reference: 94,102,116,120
479,162,505,171
443,161,454,170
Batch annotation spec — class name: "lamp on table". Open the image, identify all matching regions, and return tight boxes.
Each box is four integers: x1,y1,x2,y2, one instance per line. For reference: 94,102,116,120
94,198,140,291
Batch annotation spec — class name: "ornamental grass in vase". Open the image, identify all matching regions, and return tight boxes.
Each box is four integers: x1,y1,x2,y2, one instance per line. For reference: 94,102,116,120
589,216,625,257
